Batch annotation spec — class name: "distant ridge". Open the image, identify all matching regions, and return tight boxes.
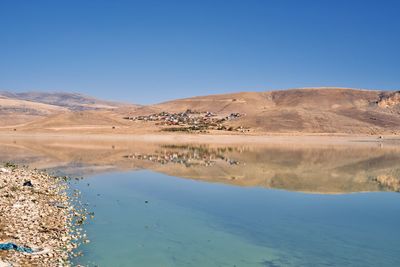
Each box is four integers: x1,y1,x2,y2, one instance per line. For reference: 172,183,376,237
0,91,139,127
0,91,132,111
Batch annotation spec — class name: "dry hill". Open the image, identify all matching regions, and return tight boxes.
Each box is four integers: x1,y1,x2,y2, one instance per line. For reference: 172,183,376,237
1,88,399,134
0,91,128,110
0,91,139,127
0,94,67,126
133,88,400,134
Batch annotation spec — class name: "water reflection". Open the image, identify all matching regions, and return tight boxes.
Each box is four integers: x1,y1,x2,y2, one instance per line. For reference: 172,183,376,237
0,137,399,194
1,137,400,266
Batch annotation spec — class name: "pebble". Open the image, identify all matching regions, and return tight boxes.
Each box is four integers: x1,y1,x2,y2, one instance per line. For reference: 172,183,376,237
0,168,10,173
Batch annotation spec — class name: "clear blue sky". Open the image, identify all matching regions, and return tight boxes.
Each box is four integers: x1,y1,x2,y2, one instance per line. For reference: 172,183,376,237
0,0,399,104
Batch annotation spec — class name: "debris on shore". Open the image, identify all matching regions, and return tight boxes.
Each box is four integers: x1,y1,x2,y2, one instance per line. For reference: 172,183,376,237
0,163,88,266
123,109,249,133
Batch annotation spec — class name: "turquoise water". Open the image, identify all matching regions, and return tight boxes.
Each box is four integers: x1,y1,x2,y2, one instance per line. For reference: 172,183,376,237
73,170,400,267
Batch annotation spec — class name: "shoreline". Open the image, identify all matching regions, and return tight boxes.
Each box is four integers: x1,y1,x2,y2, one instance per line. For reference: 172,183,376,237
0,132,399,146
0,164,85,266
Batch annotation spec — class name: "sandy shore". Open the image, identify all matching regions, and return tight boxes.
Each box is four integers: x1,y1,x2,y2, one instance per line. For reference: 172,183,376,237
1,132,400,146
0,164,85,266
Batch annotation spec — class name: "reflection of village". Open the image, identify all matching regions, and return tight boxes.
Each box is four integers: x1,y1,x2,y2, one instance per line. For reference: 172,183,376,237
124,109,249,132
123,145,242,167
122,144,400,192
1,138,400,193
374,175,400,192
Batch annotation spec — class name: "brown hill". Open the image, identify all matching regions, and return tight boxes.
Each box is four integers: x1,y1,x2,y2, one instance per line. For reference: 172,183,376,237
20,110,128,130
0,91,139,127
0,91,129,110
1,88,400,134
135,88,400,134
0,95,67,126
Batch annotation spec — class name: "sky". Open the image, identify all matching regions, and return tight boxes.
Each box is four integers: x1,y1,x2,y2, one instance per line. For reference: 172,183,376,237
0,0,399,104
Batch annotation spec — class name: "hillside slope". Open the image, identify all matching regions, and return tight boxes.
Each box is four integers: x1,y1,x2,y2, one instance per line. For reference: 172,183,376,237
0,95,68,126
0,91,139,127
0,91,130,110
1,88,399,134
135,88,400,134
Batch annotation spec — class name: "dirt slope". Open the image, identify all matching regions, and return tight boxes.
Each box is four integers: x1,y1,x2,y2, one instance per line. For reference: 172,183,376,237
0,95,68,126
0,92,139,127
0,91,130,110
140,88,400,134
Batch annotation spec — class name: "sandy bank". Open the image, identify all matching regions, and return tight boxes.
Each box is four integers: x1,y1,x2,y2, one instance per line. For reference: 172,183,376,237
1,132,400,147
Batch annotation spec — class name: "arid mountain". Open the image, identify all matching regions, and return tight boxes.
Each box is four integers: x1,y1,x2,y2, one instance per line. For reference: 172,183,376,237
0,94,68,126
140,88,400,134
1,88,399,134
0,91,130,110
0,91,139,127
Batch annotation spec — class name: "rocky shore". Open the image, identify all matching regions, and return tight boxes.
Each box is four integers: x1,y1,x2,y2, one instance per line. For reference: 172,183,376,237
0,163,85,266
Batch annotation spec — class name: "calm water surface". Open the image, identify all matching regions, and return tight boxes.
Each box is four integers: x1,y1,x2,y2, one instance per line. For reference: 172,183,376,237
0,138,399,266
72,171,400,267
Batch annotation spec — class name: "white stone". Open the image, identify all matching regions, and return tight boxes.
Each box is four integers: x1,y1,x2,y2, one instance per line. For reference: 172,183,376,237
0,168,10,173
0,260,13,267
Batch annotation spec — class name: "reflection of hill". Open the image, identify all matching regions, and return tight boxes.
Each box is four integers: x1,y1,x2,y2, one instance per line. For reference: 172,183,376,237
0,137,399,194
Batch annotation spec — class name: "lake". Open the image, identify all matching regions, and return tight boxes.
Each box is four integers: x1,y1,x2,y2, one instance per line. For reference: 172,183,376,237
0,137,399,266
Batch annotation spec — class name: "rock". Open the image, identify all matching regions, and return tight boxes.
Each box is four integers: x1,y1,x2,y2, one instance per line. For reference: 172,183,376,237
0,260,13,267
0,168,10,173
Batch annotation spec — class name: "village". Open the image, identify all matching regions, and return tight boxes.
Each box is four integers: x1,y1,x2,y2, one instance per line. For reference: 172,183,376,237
123,109,249,133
